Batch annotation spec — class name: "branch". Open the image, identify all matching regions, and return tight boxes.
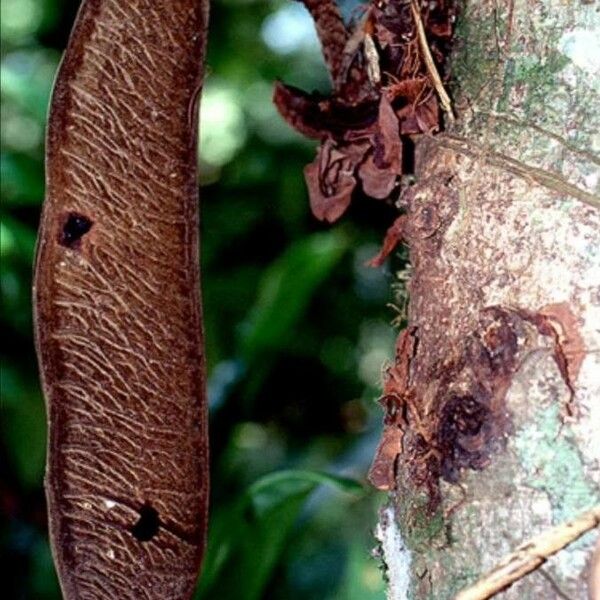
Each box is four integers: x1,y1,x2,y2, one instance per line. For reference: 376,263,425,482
436,135,600,210
454,505,600,600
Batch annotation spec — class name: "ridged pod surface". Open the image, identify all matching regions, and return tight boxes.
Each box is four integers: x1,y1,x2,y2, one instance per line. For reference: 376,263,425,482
33,1,209,597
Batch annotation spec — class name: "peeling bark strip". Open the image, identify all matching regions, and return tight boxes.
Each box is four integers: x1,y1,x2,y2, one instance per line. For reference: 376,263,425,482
33,1,209,598
369,301,523,495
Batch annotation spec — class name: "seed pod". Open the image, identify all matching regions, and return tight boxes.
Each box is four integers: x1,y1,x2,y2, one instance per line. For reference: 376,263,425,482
33,1,209,598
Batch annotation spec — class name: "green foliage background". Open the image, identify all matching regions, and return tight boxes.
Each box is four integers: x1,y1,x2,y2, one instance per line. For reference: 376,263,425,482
1,1,403,598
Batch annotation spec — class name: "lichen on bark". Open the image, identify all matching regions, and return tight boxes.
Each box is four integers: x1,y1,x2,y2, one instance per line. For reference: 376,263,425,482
376,1,600,598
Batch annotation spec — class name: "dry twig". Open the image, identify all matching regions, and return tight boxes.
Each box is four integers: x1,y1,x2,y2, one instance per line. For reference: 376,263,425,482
409,0,455,121
454,505,600,600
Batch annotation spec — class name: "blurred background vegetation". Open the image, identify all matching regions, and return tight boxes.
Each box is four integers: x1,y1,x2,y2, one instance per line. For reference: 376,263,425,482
1,1,407,598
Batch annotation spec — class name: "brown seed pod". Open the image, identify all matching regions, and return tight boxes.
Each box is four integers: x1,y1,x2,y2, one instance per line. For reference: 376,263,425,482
33,1,209,598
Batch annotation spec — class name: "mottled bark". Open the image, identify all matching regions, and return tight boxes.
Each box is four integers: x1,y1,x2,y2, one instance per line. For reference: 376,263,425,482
375,1,600,598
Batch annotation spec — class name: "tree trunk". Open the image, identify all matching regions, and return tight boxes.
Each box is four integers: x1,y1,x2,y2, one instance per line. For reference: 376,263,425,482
374,1,600,598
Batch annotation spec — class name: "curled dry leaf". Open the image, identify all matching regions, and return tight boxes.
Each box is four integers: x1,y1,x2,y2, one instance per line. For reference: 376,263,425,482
304,141,357,222
368,305,526,494
511,302,586,418
358,94,403,199
367,214,408,267
302,94,404,222
273,80,379,141
539,302,585,388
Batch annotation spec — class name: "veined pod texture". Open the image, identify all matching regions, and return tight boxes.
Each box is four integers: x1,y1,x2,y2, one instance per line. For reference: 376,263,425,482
33,1,210,598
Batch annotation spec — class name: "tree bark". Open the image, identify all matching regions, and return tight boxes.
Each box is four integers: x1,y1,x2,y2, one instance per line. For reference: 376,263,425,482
375,1,600,598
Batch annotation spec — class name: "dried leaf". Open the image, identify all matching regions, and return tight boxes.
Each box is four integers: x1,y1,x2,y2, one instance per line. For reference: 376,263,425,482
358,95,402,198
539,302,585,386
367,328,418,490
272,81,329,140
367,214,408,267
304,145,356,222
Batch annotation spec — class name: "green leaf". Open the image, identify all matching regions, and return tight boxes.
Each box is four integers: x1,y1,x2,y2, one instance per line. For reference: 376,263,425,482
30,536,61,599
1,152,45,205
240,230,349,359
0,0,60,43
0,214,37,335
1,213,37,260
196,469,362,600
0,362,46,488
246,469,364,518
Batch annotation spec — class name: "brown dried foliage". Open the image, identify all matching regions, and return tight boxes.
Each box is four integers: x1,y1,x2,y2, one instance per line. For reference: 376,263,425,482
274,0,456,222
